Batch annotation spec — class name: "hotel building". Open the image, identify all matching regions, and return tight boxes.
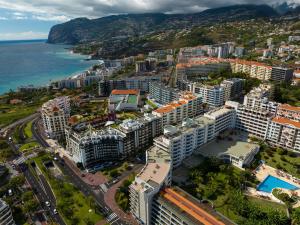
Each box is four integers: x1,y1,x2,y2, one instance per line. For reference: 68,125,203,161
41,96,70,140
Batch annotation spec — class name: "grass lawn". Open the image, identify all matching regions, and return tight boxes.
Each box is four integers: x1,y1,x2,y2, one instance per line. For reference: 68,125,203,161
117,112,137,120
247,196,287,214
19,141,40,152
0,104,38,128
145,100,158,109
32,154,103,225
257,146,300,178
102,161,132,180
24,121,33,139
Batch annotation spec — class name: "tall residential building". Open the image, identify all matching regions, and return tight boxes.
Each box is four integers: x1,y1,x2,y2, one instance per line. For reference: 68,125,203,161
65,127,126,167
0,199,15,225
193,85,225,108
118,114,163,153
130,145,172,225
243,84,278,114
152,92,203,126
65,113,163,168
220,78,244,101
271,67,294,83
204,107,236,136
226,101,272,139
276,104,300,122
149,82,180,105
41,96,70,140
153,117,215,168
267,117,300,151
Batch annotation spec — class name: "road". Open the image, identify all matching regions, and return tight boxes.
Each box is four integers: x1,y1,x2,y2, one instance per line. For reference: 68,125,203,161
22,163,66,225
3,115,65,225
32,118,129,225
0,113,39,137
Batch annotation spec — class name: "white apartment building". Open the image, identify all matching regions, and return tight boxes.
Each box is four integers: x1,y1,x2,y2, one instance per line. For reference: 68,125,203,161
152,92,203,126
243,84,278,114
220,78,244,101
193,85,225,108
267,117,300,151
226,101,272,139
130,146,172,225
41,96,70,140
153,117,215,168
204,107,236,136
0,199,15,225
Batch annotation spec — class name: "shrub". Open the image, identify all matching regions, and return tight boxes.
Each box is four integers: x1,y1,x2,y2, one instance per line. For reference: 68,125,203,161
280,156,287,162
277,148,287,155
288,151,297,158
276,164,282,170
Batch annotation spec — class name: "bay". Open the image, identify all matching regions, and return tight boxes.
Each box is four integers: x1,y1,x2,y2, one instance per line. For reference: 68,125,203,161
0,40,96,94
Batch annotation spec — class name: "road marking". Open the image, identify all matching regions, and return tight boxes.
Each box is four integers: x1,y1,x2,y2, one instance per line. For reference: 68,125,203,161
107,213,117,222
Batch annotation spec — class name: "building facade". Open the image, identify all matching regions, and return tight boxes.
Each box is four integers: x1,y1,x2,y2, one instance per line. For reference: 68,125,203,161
41,96,70,140
149,82,180,105
0,199,15,225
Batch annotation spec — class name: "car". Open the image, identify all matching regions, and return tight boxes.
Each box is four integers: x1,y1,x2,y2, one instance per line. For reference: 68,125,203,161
53,157,58,161
45,201,50,207
53,208,58,214
8,189,13,196
8,137,12,142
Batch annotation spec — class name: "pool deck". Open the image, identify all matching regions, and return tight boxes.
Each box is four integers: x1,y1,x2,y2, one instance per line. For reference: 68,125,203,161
250,163,300,207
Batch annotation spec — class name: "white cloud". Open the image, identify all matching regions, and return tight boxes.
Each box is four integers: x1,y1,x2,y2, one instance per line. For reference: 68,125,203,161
0,31,48,40
0,16,7,20
0,0,299,23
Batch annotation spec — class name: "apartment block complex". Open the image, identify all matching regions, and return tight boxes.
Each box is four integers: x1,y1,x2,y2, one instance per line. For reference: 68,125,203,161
176,57,231,81
41,96,70,140
220,78,245,101
149,82,179,105
153,117,215,168
0,199,15,225
152,92,203,126
226,101,300,152
98,76,161,96
65,113,163,168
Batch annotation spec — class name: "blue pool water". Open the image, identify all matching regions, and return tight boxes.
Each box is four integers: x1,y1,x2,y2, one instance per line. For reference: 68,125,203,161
257,175,299,193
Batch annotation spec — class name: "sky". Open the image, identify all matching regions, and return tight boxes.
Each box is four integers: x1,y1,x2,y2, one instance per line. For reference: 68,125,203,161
0,0,297,41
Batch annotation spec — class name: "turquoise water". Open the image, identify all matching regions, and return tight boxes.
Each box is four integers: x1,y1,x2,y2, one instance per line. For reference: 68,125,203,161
257,175,299,193
0,40,96,94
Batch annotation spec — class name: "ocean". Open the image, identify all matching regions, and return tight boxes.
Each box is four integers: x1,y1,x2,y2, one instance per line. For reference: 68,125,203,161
0,39,96,94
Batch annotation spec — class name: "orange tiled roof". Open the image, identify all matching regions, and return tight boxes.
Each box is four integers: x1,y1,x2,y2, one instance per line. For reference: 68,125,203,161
272,117,300,129
111,89,139,95
154,105,175,114
162,188,225,225
279,104,300,112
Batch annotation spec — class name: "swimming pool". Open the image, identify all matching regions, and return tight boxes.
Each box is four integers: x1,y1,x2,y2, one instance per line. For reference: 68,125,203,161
257,175,299,193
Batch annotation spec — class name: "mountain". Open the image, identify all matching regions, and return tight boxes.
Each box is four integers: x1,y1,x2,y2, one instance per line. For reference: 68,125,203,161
47,4,278,44
273,2,298,15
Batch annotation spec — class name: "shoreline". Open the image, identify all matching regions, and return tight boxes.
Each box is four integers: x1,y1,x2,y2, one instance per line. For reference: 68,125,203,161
0,43,97,95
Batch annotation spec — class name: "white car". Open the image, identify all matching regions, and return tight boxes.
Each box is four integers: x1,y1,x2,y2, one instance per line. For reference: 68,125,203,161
45,201,50,207
53,208,58,214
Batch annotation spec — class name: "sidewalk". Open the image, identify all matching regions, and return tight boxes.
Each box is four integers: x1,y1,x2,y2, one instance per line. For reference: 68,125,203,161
104,176,139,225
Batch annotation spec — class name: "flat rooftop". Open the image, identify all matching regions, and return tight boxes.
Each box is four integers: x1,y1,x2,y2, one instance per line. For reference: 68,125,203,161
196,132,258,159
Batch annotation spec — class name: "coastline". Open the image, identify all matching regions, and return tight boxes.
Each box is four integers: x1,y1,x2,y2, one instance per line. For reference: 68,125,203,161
0,41,96,95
